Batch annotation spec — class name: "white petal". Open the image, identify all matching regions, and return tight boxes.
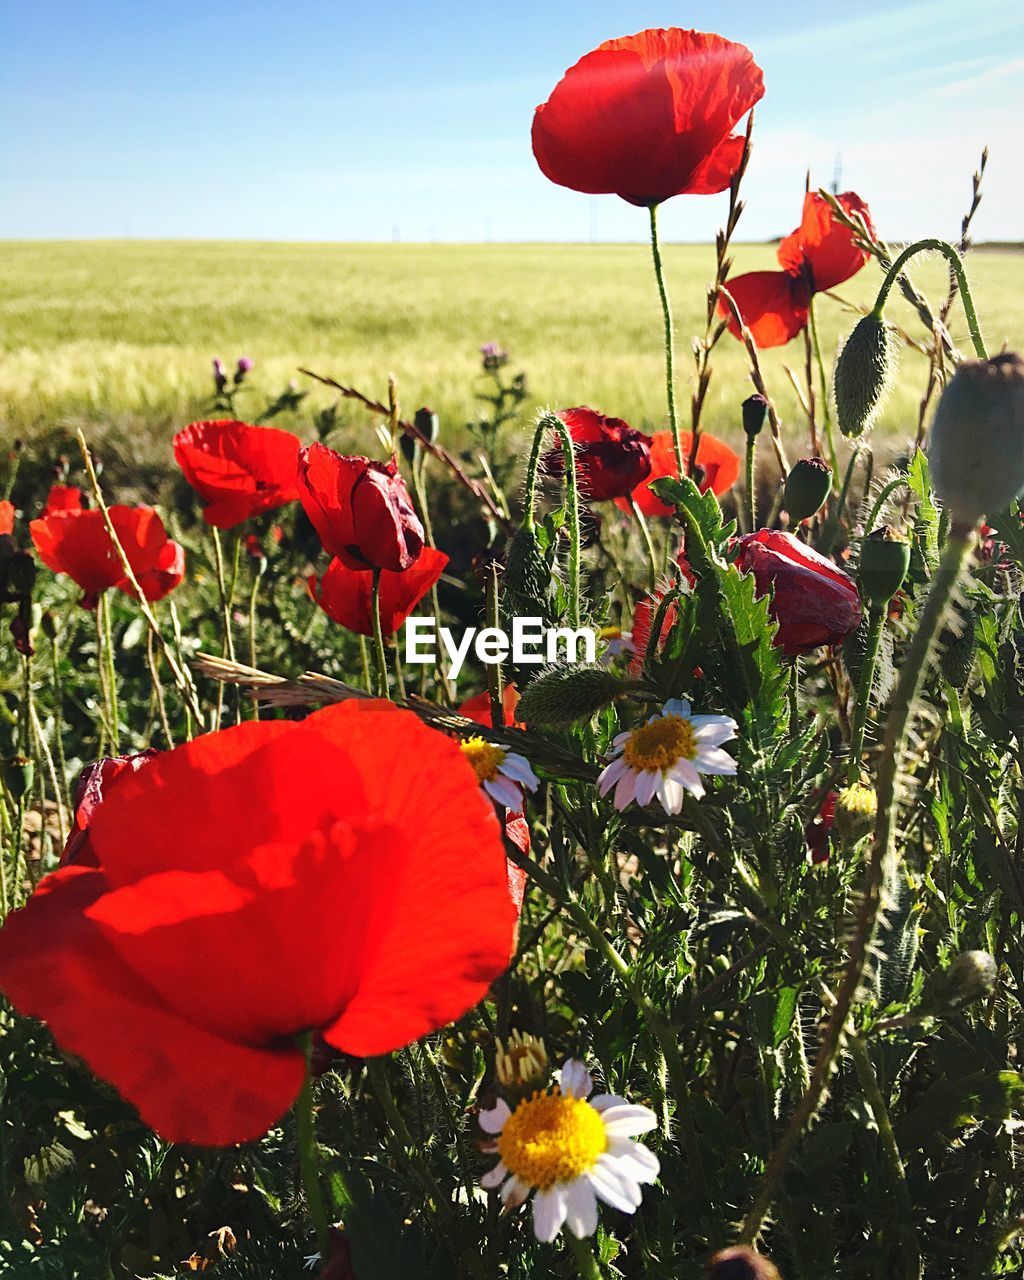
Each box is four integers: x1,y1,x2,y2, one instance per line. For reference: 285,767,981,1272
481,1160,508,1190
670,758,705,799
662,698,691,719
657,774,686,815
501,1175,531,1209
635,769,660,807
693,746,737,776
501,754,539,790
586,1160,642,1214
605,1139,660,1184
589,1093,629,1113
600,1104,658,1138
484,776,524,809
613,768,638,811
478,1099,510,1134
564,1178,599,1239
597,757,628,796
558,1059,593,1099
611,731,632,747
531,1183,568,1243
690,713,736,736
692,721,738,748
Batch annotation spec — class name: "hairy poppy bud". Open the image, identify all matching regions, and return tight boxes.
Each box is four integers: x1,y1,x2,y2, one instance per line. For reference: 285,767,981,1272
940,601,978,690
922,950,997,1014
859,525,910,610
929,351,1024,527
504,524,553,619
704,1245,781,1280
834,782,877,847
833,314,900,438
518,664,635,728
784,457,832,523
741,394,769,439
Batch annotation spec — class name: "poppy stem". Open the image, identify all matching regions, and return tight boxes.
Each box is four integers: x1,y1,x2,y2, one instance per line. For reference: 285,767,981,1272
648,204,683,479
626,495,658,590
807,297,837,474
564,1231,604,1278
744,433,757,533
296,1035,331,1260
871,238,987,360
486,561,505,729
370,570,391,698
847,606,884,781
99,593,121,753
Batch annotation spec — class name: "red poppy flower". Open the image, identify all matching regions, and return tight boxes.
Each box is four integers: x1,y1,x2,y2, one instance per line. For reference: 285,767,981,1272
721,192,875,348
174,420,302,528
42,485,85,517
733,529,862,655
124,536,185,603
805,790,837,865
628,586,683,675
615,430,740,517
308,547,447,637
459,684,523,729
297,444,425,572
0,501,13,536
61,751,161,868
533,28,764,207
544,408,653,503
30,506,175,609
0,701,516,1146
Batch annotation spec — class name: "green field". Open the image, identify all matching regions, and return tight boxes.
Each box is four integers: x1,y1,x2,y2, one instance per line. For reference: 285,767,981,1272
2,240,1022,468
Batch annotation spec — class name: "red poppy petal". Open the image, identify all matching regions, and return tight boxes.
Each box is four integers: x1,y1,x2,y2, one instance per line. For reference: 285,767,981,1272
0,501,13,536
720,271,810,348
30,507,170,593
682,132,747,196
0,867,304,1146
617,430,740,516
777,191,874,293
311,549,448,637
296,444,364,563
174,421,301,529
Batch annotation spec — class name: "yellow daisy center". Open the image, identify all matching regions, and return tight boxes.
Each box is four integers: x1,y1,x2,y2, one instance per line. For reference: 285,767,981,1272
598,625,623,641
461,736,507,784
622,714,696,773
497,1088,607,1189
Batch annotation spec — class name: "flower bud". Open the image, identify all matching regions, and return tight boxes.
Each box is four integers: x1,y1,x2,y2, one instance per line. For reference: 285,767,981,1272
859,526,910,610
517,664,634,728
741,394,769,439
834,782,877,847
413,405,440,444
233,355,253,385
504,524,552,619
833,314,900,438
6,551,36,598
496,1030,549,1098
928,351,1024,527
784,457,832,523
3,755,34,799
939,601,977,690
211,357,228,394
922,950,997,1014
703,1246,781,1280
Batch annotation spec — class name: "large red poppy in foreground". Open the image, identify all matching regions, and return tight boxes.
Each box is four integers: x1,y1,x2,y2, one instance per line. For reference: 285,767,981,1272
721,192,874,347
0,702,516,1146
309,547,447,636
616,430,740,517
174,420,302,528
532,28,764,207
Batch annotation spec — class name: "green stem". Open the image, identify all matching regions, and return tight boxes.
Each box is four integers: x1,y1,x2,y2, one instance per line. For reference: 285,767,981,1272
744,432,757,533
864,476,913,539
848,607,885,781
296,1036,331,1259
100,594,120,752
808,297,837,473
648,204,682,477
872,239,987,359
737,525,977,1246
626,495,659,590
819,446,864,555
486,562,505,729
370,570,391,699
565,1231,604,1279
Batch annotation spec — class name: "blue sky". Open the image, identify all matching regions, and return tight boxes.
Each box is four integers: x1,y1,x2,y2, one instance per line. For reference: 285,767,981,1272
4,0,1022,242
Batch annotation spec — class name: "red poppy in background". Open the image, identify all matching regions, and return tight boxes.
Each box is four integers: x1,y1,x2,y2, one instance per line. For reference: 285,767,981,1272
0,501,13,536
616,430,740,517
30,506,176,609
125,537,186,604
42,485,85,517
544,408,653,503
805,790,837,865
309,547,447,637
733,529,862,655
532,28,764,207
174,420,302,528
0,701,516,1146
298,444,424,572
61,751,161,868
459,685,523,729
721,192,874,347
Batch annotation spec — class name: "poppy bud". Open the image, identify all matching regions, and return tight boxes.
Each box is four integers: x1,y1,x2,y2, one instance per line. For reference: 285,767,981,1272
833,314,900,438
6,551,36,598
859,526,910,610
834,782,877,847
414,406,440,444
504,524,553,619
517,664,635,728
703,1246,781,1280
922,950,997,1014
3,755,34,800
741,394,769,439
784,457,832,523
929,351,1024,527
939,602,977,690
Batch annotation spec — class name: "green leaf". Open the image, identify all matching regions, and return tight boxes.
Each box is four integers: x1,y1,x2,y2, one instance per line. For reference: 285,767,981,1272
897,1070,1024,1150
772,986,799,1048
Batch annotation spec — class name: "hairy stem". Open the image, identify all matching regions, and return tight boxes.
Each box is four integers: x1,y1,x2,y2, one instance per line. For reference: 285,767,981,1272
648,204,682,477
872,239,987,359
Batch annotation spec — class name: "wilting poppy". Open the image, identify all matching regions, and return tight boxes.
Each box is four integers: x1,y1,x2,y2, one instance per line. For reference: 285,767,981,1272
721,192,874,348
733,529,862,655
297,444,425,572
544,408,653,503
0,701,517,1146
30,506,177,610
616,430,740,517
533,28,764,207
41,485,85,517
459,684,523,729
174,420,302,528
308,547,447,637
0,501,13,536
61,751,161,868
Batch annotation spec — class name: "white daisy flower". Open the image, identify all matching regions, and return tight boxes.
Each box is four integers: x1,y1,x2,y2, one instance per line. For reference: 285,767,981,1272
477,1059,659,1243
460,736,539,811
598,625,636,666
597,697,737,816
